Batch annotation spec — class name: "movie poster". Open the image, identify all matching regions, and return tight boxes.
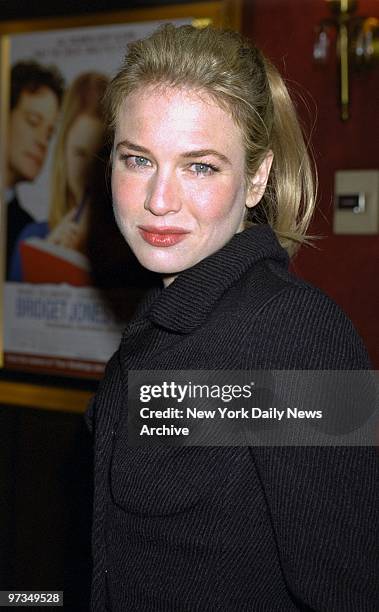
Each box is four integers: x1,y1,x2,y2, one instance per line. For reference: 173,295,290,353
3,18,190,378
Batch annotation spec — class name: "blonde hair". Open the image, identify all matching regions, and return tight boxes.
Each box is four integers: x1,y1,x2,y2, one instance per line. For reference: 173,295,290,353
104,24,316,255
49,72,108,229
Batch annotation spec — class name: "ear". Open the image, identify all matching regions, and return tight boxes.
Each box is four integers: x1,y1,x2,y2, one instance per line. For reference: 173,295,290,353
246,151,274,209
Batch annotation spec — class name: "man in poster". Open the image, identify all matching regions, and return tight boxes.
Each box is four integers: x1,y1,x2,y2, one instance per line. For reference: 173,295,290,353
5,60,64,278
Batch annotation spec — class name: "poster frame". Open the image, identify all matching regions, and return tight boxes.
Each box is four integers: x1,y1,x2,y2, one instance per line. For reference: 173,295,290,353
0,1,241,409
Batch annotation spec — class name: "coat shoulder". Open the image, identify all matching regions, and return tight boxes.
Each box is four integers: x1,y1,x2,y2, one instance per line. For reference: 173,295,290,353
227,260,370,369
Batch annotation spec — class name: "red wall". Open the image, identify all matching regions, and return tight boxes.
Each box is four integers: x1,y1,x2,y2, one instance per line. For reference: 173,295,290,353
243,0,379,366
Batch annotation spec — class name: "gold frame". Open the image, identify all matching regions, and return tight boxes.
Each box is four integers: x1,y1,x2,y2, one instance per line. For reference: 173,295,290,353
0,1,241,412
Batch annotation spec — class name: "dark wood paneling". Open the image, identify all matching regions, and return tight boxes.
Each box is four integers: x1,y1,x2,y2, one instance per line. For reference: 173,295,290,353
0,405,93,611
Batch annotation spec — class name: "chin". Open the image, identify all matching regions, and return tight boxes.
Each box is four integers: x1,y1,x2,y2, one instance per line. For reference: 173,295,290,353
134,252,186,276
21,168,39,182
140,259,183,276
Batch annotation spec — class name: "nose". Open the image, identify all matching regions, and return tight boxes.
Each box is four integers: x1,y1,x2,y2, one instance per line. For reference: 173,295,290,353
35,126,49,153
144,169,182,216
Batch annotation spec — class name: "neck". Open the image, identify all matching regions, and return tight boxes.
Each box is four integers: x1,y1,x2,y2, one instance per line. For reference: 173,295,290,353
162,274,177,288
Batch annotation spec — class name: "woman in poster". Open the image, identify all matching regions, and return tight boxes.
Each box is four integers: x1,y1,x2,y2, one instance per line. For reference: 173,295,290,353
88,24,378,611
9,71,108,283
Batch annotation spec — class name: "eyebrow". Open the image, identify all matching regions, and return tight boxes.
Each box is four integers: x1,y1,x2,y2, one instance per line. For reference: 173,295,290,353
115,139,231,165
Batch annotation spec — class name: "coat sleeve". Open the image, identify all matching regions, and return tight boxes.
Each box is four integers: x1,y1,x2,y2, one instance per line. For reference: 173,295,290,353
247,286,379,611
83,349,122,436
252,445,378,611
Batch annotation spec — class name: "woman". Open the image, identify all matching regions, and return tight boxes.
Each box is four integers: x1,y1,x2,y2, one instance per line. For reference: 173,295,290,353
89,25,378,611
9,71,108,281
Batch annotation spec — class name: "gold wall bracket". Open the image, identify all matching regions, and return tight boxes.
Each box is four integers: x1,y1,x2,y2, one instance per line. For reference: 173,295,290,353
314,0,379,120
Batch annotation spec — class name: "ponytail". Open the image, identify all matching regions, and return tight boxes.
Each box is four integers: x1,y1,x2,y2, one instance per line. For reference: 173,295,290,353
256,57,316,255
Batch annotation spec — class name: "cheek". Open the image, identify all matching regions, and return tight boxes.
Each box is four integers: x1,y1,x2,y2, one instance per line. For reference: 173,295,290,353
20,121,36,148
191,182,244,223
80,158,92,182
112,171,141,213
69,156,87,184
66,157,76,184
68,162,85,196
111,171,124,209
9,114,21,140
9,119,27,155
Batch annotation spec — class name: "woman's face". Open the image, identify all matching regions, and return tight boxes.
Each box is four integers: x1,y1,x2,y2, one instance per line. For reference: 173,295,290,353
65,113,104,205
112,85,272,285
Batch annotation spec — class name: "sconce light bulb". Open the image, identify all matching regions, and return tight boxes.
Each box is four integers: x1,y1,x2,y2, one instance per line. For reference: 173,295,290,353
313,29,330,62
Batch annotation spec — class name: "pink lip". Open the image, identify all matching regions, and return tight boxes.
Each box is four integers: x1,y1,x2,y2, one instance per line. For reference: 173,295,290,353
138,225,190,247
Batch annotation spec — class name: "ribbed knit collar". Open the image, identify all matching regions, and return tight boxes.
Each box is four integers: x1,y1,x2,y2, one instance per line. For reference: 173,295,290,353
146,224,289,334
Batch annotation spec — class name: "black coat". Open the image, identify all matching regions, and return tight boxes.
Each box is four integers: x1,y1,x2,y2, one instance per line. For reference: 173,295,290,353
89,225,378,611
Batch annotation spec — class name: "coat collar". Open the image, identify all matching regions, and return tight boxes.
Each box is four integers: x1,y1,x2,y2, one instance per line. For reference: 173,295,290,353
146,224,289,334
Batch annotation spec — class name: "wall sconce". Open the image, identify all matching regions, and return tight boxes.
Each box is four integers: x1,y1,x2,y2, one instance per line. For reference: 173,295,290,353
313,0,379,120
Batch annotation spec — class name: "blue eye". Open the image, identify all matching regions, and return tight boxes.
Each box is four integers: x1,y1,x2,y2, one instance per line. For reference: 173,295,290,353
134,156,150,166
120,154,151,169
192,163,218,176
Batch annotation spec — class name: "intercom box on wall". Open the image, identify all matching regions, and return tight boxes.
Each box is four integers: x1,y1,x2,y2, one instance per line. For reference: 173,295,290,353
334,170,379,235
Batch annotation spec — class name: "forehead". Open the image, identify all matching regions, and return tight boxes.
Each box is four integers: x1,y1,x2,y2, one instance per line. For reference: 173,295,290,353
115,85,244,153
67,114,103,147
16,86,59,115
69,114,102,136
